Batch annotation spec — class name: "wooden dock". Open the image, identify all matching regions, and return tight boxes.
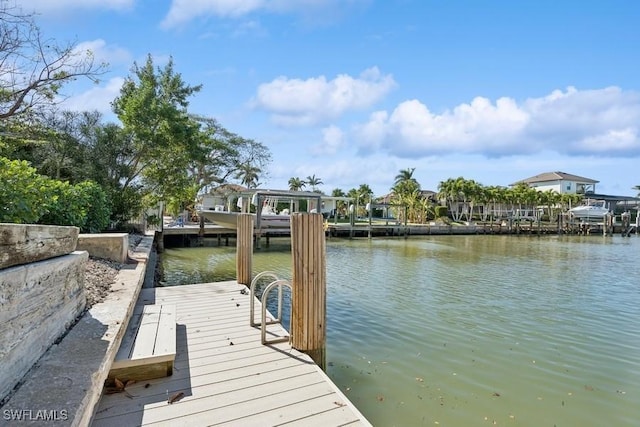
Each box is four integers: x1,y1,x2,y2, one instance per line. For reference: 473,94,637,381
91,281,370,427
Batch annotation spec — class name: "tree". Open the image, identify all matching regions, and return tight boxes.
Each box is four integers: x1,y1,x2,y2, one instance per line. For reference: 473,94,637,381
392,168,423,222
0,1,106,120
29,109,93,180
357,183,374,204
235,163,260,188
112,54,201,206
346,184,373,217
288,177,306,191
305,174,323,191
634,185,640,197
394,167,417,186
186,116,270,195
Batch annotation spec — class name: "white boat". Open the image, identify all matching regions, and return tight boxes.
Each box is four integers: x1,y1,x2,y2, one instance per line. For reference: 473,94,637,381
198,205,291,230
569,200,610,219
197,189,327,230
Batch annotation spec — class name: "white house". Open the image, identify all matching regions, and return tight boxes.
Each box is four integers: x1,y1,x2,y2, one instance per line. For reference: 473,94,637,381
512,171,598,195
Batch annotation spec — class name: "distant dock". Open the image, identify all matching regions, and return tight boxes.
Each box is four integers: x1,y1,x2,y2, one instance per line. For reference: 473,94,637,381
92,281,371,426
157,217,638,249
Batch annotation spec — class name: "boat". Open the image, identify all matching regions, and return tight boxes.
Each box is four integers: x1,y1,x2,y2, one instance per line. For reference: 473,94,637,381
198,205,291,230
569,200,610,219
197,189,328,230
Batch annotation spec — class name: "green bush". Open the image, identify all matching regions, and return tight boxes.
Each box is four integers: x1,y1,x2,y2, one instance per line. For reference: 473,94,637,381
76,181,111,232
1,156,111,230
434,205,448,218
108,185,144,228
39,180,86,227
0,157,49,223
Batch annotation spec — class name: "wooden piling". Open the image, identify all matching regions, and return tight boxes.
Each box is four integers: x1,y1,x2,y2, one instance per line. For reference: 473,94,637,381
198,215,205,246
156,231,164,253
290,213,327,370
236,214,253,285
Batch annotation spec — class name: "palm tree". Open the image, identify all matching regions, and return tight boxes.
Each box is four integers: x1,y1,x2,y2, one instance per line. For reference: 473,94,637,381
394,167,417,186
331,188,346,197
633,185,640,197
330,188,347,217
357,184,374,205
438,177,466,221
235,163,260,188
288,177,306,191
306,174,323,192
392,168,422,222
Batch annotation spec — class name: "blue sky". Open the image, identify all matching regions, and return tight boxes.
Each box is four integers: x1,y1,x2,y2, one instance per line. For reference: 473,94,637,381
17,0,640,197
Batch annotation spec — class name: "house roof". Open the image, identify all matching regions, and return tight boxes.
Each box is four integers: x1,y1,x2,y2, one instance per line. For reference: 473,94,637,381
582,193,640,202
512,171,599,186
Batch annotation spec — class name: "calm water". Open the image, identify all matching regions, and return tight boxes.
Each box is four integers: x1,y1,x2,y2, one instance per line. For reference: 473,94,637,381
161,235,640,426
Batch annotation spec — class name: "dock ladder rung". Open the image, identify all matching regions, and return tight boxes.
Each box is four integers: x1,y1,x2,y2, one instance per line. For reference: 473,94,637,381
249,271,291,345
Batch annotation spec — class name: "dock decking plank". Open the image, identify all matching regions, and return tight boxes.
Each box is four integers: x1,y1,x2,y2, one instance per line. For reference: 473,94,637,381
92,281,370,427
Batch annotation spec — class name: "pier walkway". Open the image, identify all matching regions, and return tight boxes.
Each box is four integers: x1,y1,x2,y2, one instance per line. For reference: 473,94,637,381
92,281,370,427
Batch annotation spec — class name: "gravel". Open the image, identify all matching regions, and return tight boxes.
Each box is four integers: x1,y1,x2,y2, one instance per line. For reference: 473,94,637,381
83,234,144,308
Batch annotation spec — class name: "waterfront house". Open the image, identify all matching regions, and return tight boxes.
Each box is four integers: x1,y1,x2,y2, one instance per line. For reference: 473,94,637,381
511,171,598,195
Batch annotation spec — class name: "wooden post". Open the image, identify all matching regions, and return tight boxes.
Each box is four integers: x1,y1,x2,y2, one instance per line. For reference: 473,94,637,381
156,231,164,253
236,214,253,285
198,214,205,246
290,213,326,369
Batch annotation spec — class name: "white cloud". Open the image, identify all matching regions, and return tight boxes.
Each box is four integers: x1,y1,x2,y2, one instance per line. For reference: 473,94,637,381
73,39,132,66
60,77,124,115
15,0,133,13
311,125,345,155
354,86,640,158
162,0,263,28
251,67,396,126
161,0,368,29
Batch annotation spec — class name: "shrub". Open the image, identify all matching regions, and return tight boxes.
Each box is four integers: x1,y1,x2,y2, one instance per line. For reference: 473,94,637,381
39,180,86,227
75,181,111,232
0,157,49,223
40,180,112,231
434,205,448,218
108,185,144,229
1,156,111,230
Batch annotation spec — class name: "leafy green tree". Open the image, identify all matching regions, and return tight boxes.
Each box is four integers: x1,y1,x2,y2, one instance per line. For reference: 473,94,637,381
187,118,270,191
112,55,201,208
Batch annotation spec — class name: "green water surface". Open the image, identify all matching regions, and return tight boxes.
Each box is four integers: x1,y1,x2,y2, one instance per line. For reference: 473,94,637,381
160,235,640,427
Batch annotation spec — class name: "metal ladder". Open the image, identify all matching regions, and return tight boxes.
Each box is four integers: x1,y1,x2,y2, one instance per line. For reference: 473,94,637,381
249,271,292,345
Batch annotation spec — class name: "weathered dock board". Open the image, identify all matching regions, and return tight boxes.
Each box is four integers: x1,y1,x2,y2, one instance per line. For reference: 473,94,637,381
92,281,370,427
